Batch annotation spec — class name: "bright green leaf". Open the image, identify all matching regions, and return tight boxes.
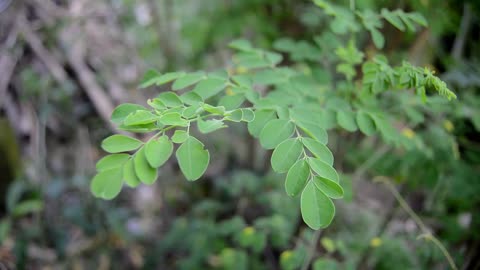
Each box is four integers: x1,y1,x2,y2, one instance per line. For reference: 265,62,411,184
154,71,186,86
218,94,245,110
111,104,147,125
90,168,123,200
172,71,206,90
101,135,143,153
145,136,173,167
139,69,161,88
123,159,141,188
124,110,159,126
241,108,255,122
180,91,203,105
172,130,189,143
158,92,183,107
134,148,157,185
176,137,210,181
159,112,189,126
193,78,226,99
96,154,130,171
197,117,226,134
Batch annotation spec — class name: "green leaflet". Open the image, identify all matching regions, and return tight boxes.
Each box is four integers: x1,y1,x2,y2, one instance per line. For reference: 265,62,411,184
172,71,206,90
336,110,357,132
101,135,143,153
218,94,245,110
241,109,255,122
96,154,130,171
225,109,243,122
197,117,226,134
301,181,335,229
90,167,123,200
154,71,186,86
110,103,147,125
159,112,189,126
259,119,295,149
356,111,377,136
248,109,276,137
139,69,161,88
301,138,334,166
193,78,226,99
312,176,344,199
123,158,141,188
180,91,203,105
158,92,183,107
134,148,157,185
271,138,303,173
308,158,339,183
148,98,166,110
124,110,159,126
295,121,328,144
203,104,226,115
171,130,189,143
285,159,310,197
144,136,173,168
176,137,210,181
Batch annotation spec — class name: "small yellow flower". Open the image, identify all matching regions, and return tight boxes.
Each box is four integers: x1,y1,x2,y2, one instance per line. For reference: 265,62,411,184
443,120,454,132
226,87,234,96
370,237,383,247
236,66,248,74
280,250,292,261
242,226,255,236
402,128,415,139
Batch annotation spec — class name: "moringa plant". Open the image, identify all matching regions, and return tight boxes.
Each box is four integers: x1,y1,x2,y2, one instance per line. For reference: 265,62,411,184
90,0,456,230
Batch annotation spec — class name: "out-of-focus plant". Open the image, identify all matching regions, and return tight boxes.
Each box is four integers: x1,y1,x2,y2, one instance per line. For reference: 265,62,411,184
90,0,455,232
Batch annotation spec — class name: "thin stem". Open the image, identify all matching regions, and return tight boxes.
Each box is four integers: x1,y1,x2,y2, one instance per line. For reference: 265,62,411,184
301,229,322,270
374,176,459,270
374,176,428,232
350,0,355,11
418,234,459,270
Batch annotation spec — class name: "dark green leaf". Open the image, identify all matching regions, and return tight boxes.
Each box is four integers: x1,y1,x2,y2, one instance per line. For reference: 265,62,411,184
301,181,335,229
308,158,339,183
285,159,310,197
302,138,333,166
271,138,303,173
248,109,276,137
259,119,295,149
312,176,344,199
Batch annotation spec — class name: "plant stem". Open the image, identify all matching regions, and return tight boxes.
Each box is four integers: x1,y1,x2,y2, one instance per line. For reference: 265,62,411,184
301,229,322,270
374,176,459,270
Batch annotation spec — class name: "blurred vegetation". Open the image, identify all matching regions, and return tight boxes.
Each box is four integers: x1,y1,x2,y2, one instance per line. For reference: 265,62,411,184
0,0,479,269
